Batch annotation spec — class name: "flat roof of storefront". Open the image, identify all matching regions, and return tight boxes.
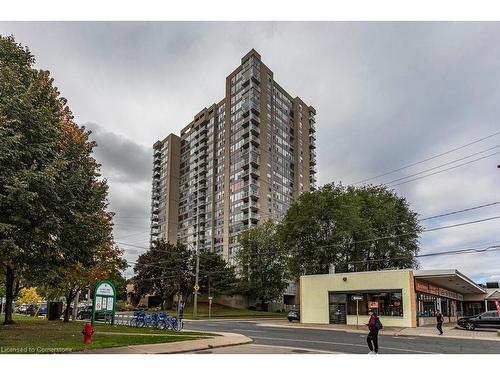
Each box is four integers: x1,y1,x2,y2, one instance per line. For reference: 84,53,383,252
414,269,486,294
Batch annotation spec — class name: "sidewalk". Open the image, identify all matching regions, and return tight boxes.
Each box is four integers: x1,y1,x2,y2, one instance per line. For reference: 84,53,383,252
81,332,252,354
258,321,500,341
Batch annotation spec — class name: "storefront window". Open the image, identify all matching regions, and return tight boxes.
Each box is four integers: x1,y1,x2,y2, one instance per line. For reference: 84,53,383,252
417,292,437,317
346,290,403,317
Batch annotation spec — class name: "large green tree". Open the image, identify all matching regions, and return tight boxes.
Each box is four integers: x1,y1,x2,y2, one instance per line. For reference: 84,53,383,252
195,251,237,298
0,35,125,324
0,35,63,324
280,183,421,278
237,220,288,311
133,241,192,309
51,120,125,322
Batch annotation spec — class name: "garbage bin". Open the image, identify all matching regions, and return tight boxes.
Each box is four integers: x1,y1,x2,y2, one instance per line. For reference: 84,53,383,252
47,301,63,320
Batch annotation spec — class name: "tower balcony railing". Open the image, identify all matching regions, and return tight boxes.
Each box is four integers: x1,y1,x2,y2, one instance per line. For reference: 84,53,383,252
241,100,260,117
241,151,260,167
241,211,260,223
309,121,316,133
242,184,259,200
241,200,260,212
242,166,260,180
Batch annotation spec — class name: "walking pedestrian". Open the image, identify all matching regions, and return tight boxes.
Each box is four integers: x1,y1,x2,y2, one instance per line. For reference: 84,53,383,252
366,309,382,354
436,309,444,335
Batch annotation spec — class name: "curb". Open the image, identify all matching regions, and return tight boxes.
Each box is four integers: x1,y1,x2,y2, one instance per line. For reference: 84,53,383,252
80,331,253,354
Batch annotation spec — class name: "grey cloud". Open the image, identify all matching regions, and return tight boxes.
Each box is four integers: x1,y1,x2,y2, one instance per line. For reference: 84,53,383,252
85,122,152,183
2,22,499,281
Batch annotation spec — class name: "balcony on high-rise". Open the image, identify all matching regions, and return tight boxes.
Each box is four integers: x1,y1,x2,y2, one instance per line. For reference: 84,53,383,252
241,211,260,223
241,166,260,180
242,183,259,201
241,199,260,213
241,151,260,167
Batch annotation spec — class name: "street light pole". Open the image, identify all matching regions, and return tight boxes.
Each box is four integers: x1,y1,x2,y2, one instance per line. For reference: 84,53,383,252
193,245,200,318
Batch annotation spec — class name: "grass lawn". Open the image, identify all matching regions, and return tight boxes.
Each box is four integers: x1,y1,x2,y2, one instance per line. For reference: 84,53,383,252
0,315,215,354
159,302,287,320
181,303,287,319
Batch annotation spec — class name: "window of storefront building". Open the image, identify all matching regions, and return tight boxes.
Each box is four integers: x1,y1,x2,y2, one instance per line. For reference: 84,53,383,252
330,290,404,318
416,292,463,317
487,301,499,311
464,302,484,316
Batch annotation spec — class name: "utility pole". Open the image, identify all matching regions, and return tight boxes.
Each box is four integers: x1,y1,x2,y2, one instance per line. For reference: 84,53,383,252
193,245,200,318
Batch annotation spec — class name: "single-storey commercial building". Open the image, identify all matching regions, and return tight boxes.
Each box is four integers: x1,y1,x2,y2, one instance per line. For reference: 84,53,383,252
300,269,498,327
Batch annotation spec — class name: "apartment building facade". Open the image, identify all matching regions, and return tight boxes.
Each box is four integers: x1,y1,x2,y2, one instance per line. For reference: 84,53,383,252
151,49,317,267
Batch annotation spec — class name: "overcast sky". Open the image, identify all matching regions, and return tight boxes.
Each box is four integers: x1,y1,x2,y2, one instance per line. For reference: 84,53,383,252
1,22,499,282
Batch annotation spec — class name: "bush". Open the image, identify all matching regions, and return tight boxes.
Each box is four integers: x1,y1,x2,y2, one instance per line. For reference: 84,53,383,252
248,306,256,310
115,301,128,311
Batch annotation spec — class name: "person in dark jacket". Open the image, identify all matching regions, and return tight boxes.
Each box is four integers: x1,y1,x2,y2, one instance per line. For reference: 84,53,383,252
436,309,444,335
366,309,380,354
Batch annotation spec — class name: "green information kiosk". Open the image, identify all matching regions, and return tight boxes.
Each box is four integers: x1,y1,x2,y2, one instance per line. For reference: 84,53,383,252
92,280,116,326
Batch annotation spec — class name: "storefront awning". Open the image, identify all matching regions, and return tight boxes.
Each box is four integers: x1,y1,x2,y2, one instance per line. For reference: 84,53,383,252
414,269,486,295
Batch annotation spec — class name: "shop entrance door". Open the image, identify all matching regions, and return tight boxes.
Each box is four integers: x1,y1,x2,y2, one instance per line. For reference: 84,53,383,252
329,303,346,324
328,292,347,324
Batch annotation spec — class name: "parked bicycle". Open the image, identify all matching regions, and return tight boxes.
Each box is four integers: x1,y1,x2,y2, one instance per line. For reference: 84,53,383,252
157,312,182,330
129,310,183,331
129,311,147,327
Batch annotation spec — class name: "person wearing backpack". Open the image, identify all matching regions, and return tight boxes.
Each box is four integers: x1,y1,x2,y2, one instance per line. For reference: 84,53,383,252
366,309,382,354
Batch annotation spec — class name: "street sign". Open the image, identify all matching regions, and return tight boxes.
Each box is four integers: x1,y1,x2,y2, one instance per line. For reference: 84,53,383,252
193,284,200,291
92,280,116,326
351,295,364,301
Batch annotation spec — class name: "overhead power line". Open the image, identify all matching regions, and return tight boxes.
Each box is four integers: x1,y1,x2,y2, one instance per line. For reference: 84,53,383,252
116,215,500,260
388,150,500,187
420,201,500,221
116,216,500,256
343,244,500,266
318,214,500,250
126,244,500,281
380,144,500,186
352,130,500,185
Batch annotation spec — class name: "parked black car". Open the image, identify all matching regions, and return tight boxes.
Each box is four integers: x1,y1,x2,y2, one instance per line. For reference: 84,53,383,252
287,309,300,322
77,306,107,321
457,310,500,330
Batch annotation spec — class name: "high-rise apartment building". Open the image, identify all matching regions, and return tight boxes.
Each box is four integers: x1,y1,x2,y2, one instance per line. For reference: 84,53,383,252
151,49,317,266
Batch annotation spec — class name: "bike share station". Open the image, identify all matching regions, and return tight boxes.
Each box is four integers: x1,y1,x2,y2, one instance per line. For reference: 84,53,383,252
91,280,116,326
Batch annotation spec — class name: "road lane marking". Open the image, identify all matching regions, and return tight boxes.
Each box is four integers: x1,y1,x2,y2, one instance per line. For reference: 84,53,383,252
238,329,266,333
250,336,436,354
249,344,341,354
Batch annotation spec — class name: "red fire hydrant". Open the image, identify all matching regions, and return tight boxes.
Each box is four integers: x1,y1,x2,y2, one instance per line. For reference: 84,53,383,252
82,322,94,345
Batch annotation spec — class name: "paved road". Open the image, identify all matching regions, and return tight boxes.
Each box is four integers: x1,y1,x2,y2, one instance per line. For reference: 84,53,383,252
191,343,332,354
184,319,500,354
